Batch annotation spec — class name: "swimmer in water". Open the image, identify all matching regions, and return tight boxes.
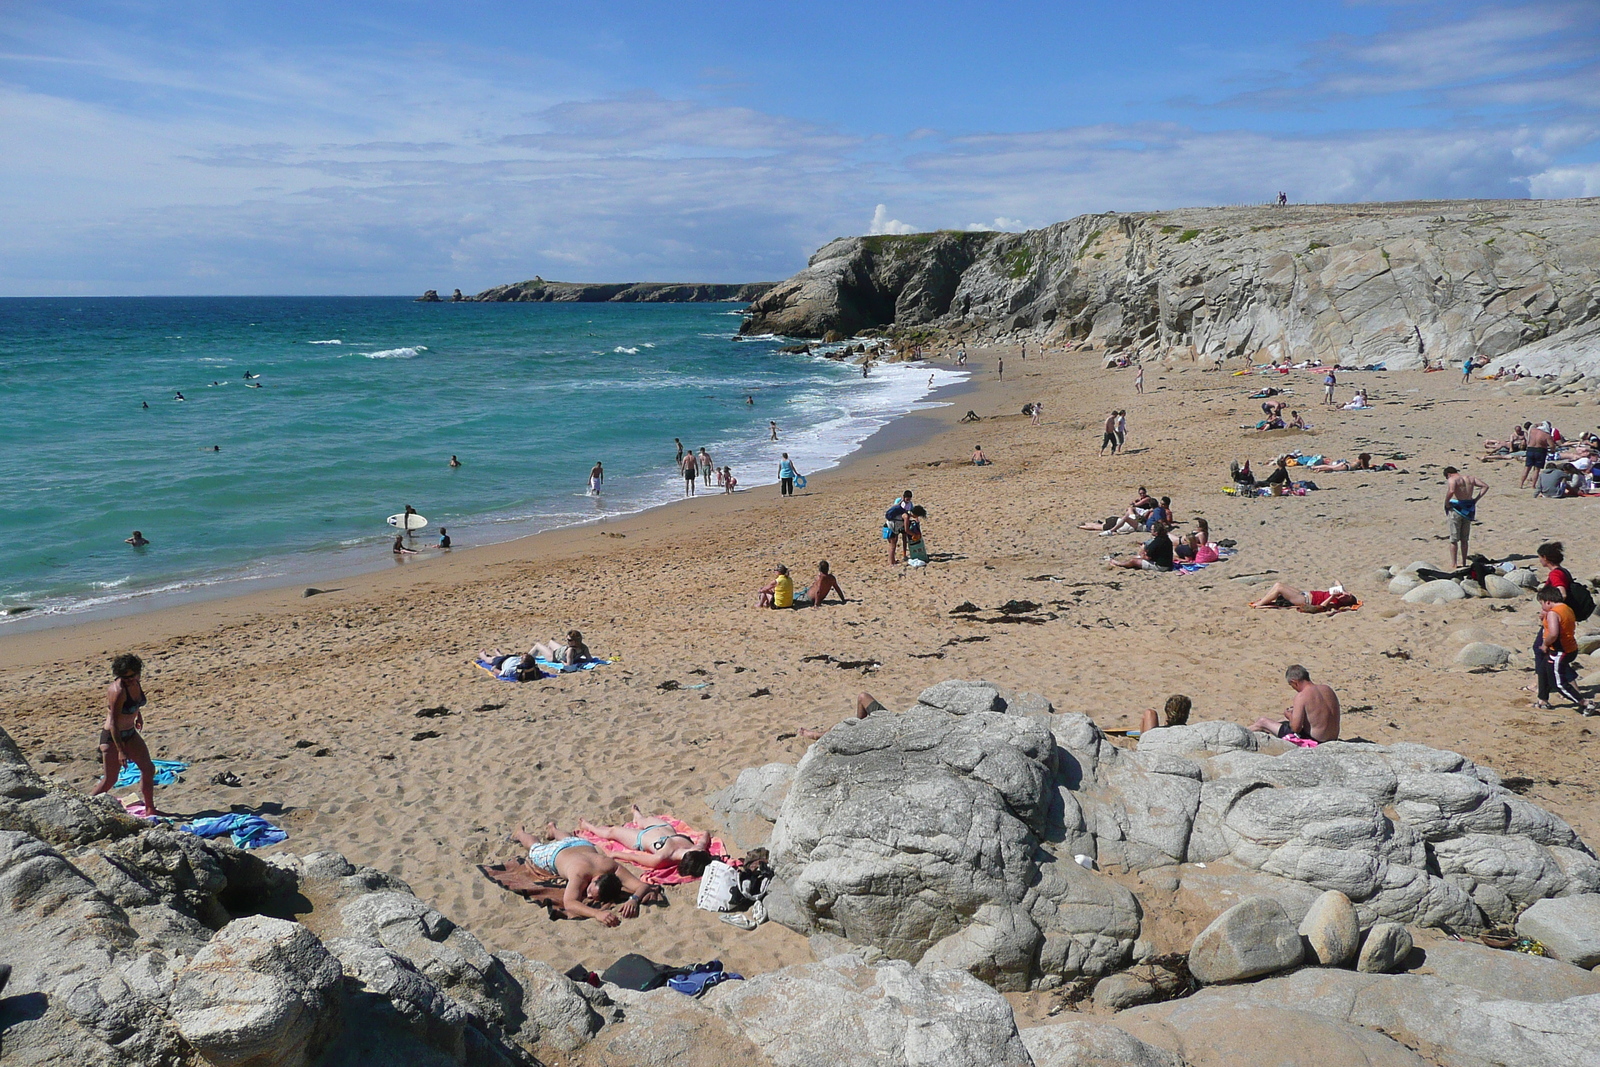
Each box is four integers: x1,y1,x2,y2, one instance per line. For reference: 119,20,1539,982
246,382,262,388
243,371,258,380
746,394,754,405
173,392,185,401
142,402,148,409
125,531,149,547
449,455,461,468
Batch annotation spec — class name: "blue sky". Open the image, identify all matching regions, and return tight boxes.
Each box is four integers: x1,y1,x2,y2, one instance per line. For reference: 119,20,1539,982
3,1,1597,294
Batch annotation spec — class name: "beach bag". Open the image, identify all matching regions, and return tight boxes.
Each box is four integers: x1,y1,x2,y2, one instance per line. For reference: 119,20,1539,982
1553,568,1595,621
601,953,685,992
695,861,740,912
881,524,893,540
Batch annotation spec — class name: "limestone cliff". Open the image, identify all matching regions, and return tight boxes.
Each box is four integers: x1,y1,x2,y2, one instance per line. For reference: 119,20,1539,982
742,199,1600,371
469,279,774,303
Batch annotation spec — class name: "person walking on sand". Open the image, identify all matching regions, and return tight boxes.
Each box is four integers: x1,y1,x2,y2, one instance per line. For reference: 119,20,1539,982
778,453,799,497
681,449,698,496
698,448,714,486
1134,364,1144,394
769,421,779,441
1115,410,1128,452
1031,402,1043,426
91,654,163,815
997,357,1004,381
1323,369,1337,406
1462,358,1474,386
1248,664,1340,742
589,462,604,495
885,490,915,565
1535,585,1593,713
1100,411,1118,455
1442,466,1489,568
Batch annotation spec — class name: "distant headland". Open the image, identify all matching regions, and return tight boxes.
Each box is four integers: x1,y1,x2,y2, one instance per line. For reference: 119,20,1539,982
417,279,775,304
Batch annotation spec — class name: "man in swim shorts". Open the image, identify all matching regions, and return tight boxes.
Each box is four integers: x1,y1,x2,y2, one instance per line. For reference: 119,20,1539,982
681,450,698,496
1522,422,1554,488
1248,664,1341,742
513,823,661,926
1442,466,1489,567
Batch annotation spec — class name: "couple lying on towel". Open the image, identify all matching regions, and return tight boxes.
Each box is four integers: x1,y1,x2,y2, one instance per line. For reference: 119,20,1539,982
482,808,723,923
476,629,603,680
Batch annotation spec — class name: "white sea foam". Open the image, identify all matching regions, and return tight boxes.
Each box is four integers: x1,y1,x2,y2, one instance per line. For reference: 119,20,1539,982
363,346,427,359
309,339,343,345
614,346,640,354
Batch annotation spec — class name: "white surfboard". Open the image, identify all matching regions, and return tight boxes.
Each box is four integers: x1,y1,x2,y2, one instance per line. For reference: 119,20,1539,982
387,513,429,531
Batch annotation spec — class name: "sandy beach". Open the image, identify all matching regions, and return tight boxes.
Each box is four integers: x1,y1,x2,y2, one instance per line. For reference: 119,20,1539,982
4,344,1598,986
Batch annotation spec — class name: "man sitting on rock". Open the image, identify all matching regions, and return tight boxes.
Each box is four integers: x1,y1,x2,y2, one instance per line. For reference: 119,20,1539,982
512,823,661,926
1248,664,1340,743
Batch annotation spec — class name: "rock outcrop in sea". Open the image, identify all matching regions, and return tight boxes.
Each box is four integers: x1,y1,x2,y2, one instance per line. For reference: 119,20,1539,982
741,198,1600,371
465,279,775,303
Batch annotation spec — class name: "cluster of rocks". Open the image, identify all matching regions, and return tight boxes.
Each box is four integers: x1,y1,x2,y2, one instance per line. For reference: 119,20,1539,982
9,671,1600,1067
706,679,1600,1065
741,199,1600,372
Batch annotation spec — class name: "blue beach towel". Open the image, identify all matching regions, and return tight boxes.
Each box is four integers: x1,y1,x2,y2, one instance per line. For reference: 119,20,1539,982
116,759,188,788
182,813,287,850
533,656,612,673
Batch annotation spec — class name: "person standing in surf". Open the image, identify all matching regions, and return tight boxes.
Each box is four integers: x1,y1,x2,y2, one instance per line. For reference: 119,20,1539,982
403,504,418,542
769,421,779,441
698,448,714,486
590,462,604,495
90,654,162,816
681,450,698,496
674,438,684,465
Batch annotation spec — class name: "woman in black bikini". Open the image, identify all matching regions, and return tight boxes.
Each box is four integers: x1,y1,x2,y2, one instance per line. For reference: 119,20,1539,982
90,653,161,815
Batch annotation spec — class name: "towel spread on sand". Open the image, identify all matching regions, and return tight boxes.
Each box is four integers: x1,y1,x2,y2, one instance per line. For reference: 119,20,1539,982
533,656,614,673
119,795,158,819
478,858,599,920
182,813,288,849
578,816,727,885
115,759,187,788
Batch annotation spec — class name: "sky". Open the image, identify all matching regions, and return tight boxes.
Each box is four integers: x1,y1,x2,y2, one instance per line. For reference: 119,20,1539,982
2,1,1598,295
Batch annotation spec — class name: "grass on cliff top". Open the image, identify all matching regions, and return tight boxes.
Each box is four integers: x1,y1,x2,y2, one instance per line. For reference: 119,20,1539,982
860,230,992,255
1177,229,1202,243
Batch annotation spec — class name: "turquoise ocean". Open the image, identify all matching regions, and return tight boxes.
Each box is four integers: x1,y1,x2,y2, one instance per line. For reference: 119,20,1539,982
1,297,964,626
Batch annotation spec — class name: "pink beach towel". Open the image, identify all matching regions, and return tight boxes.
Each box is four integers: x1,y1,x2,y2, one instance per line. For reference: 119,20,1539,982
120,795,159,819
578,816,728,885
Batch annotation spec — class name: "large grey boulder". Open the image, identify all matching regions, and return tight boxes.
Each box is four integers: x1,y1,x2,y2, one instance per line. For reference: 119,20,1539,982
1481,573,1525,598
705,954,1034,1067
1020,1019,1182,1067
1403,579,1469,604
1455,642,1515,668
169,915,345,1067
707,762,796,850
1299,889,1360,966
768,685,1137,989
1188,895,1305,983
1516,895,1600,968
1357,923,1413,974
1135,722,1258,757
0,726,130,846
583,987,772,1067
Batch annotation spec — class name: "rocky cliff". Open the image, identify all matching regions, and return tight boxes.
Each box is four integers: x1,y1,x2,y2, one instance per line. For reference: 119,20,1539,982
469,279,774,303
742,199,1600,371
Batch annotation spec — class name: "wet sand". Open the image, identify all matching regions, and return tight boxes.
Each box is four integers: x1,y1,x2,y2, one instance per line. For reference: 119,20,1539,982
4,345,1597,981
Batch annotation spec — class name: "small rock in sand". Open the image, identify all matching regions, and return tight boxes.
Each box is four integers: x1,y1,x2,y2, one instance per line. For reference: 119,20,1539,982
1455,642,1515,668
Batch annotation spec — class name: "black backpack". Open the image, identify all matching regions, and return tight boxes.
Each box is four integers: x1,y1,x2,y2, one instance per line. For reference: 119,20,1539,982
1553,568,1595,622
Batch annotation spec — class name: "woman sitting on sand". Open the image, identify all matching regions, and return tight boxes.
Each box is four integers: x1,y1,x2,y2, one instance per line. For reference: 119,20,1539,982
1264,456,1292,495
1248,582,1357,612
972,445,990,465
532,630,593,667
1139,694,1192,734
1342,389,1370,410
1288,410,1307,430
578,806,717,875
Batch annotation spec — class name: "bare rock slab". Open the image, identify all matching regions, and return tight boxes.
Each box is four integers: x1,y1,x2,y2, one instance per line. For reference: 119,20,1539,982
1516,895,1600,968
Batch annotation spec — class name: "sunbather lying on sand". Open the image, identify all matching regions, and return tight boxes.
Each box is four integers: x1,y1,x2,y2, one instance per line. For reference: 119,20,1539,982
797,693,884,740
475,649,546,682
577,806,716,874
1248,582,1357,612
512,822,663,926
532,630,592,666
1309,453,1374,472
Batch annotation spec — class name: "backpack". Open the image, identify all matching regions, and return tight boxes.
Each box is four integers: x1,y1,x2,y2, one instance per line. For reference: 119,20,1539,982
600,953,687,992
1553,568,1595,621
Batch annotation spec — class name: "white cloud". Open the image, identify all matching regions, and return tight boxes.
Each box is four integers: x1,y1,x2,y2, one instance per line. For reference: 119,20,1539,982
868,204,915,235
1529,163,1600,198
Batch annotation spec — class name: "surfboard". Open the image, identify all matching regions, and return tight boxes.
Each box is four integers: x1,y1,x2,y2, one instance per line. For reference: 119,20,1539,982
387,513,428,531
794,475,808,489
